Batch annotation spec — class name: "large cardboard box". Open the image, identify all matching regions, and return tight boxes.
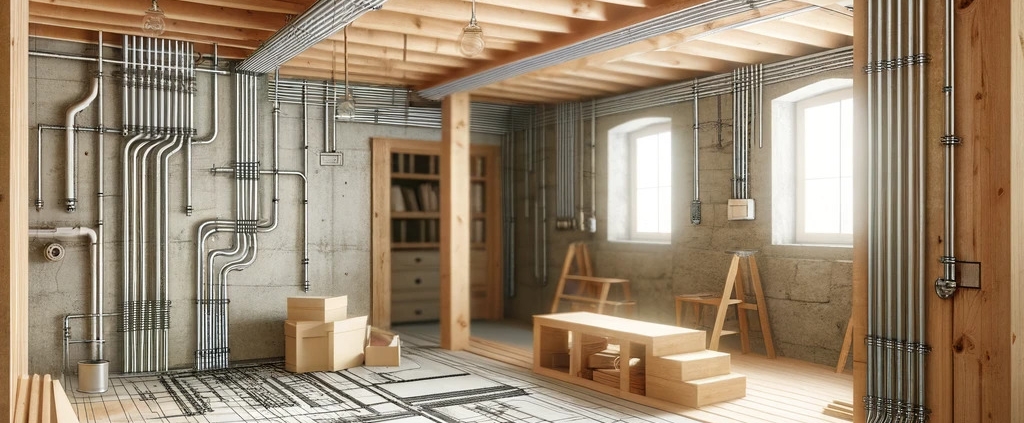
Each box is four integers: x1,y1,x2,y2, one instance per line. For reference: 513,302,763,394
284,321,329,373
324,315,369,371
364,328,401,367
287,295,348,322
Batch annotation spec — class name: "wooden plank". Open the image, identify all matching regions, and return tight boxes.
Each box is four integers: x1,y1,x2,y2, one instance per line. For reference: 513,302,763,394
835,317,853,373
40,375,51,423
2,0,30,417
850,1,867,422
371,138,392,329
1012,0,1024,420
27,374,40,423
440,92,471,351
51,380,79,423
13,375,29,423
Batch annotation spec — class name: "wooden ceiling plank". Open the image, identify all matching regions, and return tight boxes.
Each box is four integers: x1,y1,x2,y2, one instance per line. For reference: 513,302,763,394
382,0,572,34
472,85,579,103
621,50,737,73
28,0,290,32
523,73,635,93
284,53,454,76
465,0,607,21
305,41,478,68
29,16,260,52
700,28,826,57
352,9,546,44
601,61,696,81
594,0,648,7
664,39,784,65
493,78,611,98
566,67,666,87
739,19,851,49
779,8,853,37
279,64,435,85
173,0,307,15
30,3,268,43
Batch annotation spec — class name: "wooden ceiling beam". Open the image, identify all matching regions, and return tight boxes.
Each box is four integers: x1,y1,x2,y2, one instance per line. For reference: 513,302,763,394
621,51,737,73
564,67,666,88
284,53,454,77
601,61,697,81
701,29,826,57
664,39,784,66
382,0,572,34
464,0,607,21
780,8,853,37
28,0,290,32
472,85,580,103
30,3,268,43
491,78,611,98
595,0,648,7
306,41,478,68
522,73,636,93
423,0,812,92
739,19,851,49
173,0,307,15
352,9,546,44
29,16,261,54
278,64,435,85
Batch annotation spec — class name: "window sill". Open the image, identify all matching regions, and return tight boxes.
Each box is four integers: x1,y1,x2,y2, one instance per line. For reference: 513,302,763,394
604,239,672,251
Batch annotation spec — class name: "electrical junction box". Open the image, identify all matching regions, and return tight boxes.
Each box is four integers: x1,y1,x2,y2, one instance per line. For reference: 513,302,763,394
320,152,344,166
727,199,755,221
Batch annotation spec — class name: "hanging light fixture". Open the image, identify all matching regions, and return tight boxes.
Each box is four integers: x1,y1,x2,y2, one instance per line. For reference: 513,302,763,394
142,0,166,36
335,28,356,121
458,0,485,57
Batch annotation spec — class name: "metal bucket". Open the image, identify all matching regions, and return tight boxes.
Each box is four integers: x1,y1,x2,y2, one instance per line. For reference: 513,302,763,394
77,359,109,393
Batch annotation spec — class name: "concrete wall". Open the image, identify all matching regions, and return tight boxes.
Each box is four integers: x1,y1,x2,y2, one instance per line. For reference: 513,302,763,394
507,68,854,366
26,38,498,376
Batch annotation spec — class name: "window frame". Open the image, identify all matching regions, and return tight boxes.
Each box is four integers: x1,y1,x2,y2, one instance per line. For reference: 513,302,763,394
795,88,853,245
628,122,672,242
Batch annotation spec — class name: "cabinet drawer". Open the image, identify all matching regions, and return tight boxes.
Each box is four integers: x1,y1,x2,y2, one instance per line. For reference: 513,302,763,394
392,270,440,291
392,300,440,323
392,250,440,268
470,289,490,319
392,288,440,302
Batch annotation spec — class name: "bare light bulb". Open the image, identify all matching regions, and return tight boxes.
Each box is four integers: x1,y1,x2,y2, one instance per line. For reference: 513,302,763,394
142,0,166,36
459,23,485,57
336,92,356,121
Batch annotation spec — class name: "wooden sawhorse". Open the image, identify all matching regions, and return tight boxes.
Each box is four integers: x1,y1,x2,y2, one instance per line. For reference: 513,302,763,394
675,249,775,358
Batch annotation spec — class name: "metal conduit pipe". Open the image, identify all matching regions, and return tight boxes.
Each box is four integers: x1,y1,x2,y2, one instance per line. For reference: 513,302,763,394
95,31,107,367
691,81,701,225
30,227,98,356
935,0,960,299
915,0,927,410
588,99,596,233
35,125,120,212
188,43,220,216
64,77,99,213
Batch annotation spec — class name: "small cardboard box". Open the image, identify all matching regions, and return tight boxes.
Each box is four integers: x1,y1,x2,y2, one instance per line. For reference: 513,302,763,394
324,315,369,371
284,321,329,373
287,295,348,322
364,328,401,367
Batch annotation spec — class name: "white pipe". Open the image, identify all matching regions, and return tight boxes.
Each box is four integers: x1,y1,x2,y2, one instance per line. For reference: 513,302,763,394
65,78,99,212
30,227,98,359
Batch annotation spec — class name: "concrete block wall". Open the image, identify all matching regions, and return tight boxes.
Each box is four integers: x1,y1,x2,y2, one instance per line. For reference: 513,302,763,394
26,38,498,376
507,68,854,366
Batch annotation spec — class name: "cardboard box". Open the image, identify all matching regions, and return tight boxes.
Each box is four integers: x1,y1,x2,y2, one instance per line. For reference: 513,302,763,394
287,295,348,322
364,328,401,367
324,315,368,371
284,321,329,373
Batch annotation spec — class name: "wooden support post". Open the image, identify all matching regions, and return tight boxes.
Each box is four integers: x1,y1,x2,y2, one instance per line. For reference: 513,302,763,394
1012,0,1024,418
1,0,30,417
371,139,392,329
440,92,471,351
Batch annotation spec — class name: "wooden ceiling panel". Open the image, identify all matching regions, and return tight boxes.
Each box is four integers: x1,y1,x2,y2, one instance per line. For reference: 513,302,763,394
26,0,854,103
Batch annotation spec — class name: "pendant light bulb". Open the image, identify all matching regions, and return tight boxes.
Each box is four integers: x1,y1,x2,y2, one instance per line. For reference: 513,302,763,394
459,0,485,57
142,0,166,36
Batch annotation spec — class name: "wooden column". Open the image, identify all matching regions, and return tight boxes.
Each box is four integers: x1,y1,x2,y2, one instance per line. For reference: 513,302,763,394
0,0,29,417
1011,1,1024,419
440,92,471,350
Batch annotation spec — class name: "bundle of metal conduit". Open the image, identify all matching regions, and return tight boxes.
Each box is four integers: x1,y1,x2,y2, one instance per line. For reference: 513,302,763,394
731,64,762,200
555,102,578,229
864,0,931,420
120,36,196,373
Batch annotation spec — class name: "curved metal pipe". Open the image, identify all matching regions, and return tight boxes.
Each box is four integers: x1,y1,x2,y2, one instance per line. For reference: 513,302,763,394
65,77,99,212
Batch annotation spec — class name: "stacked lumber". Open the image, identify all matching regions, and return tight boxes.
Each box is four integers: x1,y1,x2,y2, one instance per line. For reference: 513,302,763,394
12,374,80,423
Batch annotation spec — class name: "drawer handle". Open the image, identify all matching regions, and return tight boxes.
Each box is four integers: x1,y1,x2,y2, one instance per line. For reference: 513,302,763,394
415,257,422,263
415,278,422,285
414,309,423,315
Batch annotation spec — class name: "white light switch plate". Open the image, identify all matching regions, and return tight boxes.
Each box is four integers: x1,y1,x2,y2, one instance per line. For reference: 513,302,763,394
320,152,344,166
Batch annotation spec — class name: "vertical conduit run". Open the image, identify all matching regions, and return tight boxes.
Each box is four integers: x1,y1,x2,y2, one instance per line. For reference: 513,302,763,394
730,64,763,200
536,107,549,287
120,36,194,373
555,103,577,229
864,0,930,420
935,0,960,299
691,81,701,225
188,44,220,216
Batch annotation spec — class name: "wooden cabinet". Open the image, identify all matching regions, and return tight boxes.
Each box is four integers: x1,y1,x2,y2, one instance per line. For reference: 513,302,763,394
371,138,502,327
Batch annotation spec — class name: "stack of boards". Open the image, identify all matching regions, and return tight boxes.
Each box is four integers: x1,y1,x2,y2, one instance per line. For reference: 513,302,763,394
12,374,80,423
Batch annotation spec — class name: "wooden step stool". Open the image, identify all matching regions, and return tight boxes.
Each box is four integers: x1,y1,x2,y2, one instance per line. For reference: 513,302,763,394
675,250,775,358
550,242,636,316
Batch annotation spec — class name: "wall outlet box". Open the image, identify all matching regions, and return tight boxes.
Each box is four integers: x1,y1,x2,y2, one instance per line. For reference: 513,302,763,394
319,152,343,166
727,199,755,221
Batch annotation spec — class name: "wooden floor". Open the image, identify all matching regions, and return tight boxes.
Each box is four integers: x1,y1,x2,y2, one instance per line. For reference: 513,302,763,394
401,320,855,423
